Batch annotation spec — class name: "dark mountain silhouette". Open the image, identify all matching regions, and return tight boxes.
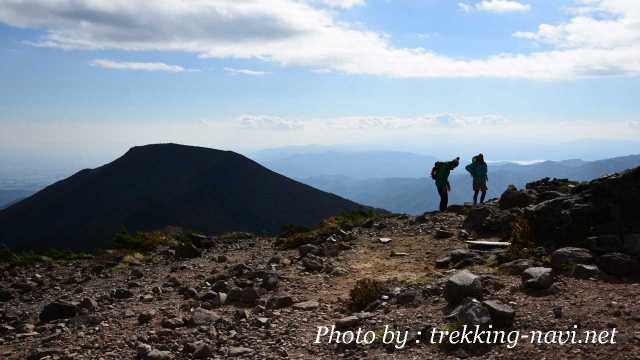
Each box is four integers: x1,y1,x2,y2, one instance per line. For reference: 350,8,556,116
0,144,365,251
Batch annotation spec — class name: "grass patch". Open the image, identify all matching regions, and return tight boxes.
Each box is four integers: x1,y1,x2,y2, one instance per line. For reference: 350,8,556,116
0,246,91,267
277,210,380,249
113,228,175,251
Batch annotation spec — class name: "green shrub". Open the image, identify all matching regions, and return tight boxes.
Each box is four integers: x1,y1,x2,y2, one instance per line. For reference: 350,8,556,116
506,217,536,260
349,278,386,311
113,228,172,251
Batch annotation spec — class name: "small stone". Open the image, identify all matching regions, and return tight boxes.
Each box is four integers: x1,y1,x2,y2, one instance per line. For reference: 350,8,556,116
293,301,319,310
136,343,152,357
131,268,144,279
175,243,202,259
228,347,254,357
192,342,213,359
39,301,77,322
78,297,98,312
457,298,492,327
553,306,563,319
188,308,221,327
521,267,554,290
111,288,134,299
227,287,259,306
138,310,156,324
161,317,184,329
499,259,535,275
335,316,360,330
379,238,392,244
390,251,409,257
146,349,171,360
482,300,515,328
267,293,293,309
435,229,454,239
573,264,601,279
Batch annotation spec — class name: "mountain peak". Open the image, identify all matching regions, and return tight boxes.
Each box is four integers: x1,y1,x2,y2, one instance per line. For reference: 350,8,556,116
0,144,364,251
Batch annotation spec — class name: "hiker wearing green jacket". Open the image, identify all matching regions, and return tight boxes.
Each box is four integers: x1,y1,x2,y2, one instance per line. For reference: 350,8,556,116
431,157,460,212
465,153,488,205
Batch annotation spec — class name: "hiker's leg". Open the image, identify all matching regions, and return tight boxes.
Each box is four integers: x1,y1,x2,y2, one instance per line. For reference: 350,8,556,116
442,188,448,211
473,190,479,205
480,190,487,203
438,186,447,212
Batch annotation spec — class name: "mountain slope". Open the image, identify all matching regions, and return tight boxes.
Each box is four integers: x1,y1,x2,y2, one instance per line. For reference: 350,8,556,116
0,144,365,251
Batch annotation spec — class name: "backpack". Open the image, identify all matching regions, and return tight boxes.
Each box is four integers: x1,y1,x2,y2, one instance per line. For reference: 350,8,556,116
430,162,441,180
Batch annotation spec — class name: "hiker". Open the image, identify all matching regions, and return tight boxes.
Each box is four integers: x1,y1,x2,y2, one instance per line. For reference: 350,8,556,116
465,153,488,205
431,157,460,212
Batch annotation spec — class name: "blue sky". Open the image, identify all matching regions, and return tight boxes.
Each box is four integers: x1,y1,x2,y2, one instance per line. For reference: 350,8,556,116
0,0,639,158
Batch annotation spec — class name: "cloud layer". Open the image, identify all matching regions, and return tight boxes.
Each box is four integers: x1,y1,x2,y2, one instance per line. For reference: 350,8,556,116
0,0,639,79
223,67,270,76
90,59,194,73
459,1,531,14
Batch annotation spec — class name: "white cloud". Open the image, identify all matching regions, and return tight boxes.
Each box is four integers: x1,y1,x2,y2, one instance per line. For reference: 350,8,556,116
0,0,639,80
90,59,195,73
318,0,366,9
458,3,474,13
223,67,270,76
476,0,530,13
235,115,302,130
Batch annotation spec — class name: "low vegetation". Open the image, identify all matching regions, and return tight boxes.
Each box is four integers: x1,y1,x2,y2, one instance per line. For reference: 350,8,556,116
349,278,387,311
0,246,91,267
277,209,381,249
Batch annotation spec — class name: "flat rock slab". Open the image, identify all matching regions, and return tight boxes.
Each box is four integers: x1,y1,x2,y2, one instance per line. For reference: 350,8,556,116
293,301,320,310
465,240,511,248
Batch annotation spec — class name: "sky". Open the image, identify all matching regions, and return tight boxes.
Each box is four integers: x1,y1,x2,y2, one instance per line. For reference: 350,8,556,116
0,0,639,161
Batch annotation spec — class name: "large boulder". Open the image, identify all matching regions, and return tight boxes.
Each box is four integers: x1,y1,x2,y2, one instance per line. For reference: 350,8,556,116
463,205,515,237
499,185,536,210
623,234,640,256
597,253,640,277
443,270,483,305
587,235,622,254
550,247,593,270
521,267,553,290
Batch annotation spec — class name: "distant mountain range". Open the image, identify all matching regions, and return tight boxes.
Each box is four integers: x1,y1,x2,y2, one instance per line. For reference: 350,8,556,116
0,144,364,251
299,154,640,214
260,151,437,180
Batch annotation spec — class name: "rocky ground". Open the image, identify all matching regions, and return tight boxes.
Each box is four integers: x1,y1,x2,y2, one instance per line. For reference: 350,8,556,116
2,168,640,359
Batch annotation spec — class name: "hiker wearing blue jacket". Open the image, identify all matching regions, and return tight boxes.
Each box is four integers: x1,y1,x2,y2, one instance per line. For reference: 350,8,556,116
465,153,488,205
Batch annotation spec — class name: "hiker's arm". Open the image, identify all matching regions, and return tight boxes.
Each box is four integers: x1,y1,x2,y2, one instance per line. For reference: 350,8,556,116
465,164,473,174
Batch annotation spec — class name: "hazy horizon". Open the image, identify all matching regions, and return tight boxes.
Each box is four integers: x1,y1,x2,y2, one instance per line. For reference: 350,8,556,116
1,1,640,162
